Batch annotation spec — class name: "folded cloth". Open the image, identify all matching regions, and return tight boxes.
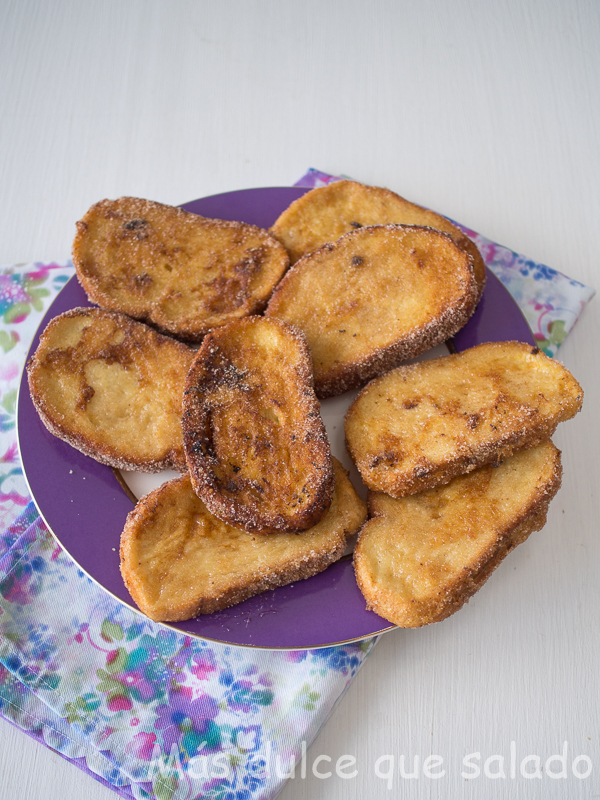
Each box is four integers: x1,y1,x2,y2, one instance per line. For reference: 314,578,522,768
0,260,377,800
0,504,375,800
0,172,594,799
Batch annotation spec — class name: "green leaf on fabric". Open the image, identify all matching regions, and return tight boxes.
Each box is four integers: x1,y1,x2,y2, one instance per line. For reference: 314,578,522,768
0,331,18,353
101,619,124,642
29,287,50,311
26,276,46,288
152,773,178,800
4,303,30,323
293,682,319,711
96,668,124,694
105,647,128,674
75,693,101,712
547,319,568,347
1,389,17,414
64,701,87,725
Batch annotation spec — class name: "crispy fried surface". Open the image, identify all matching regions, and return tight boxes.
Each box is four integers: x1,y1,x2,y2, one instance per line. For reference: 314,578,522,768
266,225,479,397
73,197,289,341
270,180,486,298
182,316,334,533
345,341,583,496
354,441,562,627
27,307,194,471
120,459,366,621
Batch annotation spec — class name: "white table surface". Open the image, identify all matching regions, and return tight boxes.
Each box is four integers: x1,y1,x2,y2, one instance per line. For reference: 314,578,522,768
1,1,599,798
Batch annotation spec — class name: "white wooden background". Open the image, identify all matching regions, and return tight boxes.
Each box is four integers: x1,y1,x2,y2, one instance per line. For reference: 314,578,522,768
1,1,599,798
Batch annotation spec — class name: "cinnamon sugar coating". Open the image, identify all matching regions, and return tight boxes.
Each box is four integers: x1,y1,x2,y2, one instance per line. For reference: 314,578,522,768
27,307,194,472
270,180,486,299
73,197,289,341
120,459,366,621
182,316,334,534
345,341,583,497
354,441,562,627
266,224,479,397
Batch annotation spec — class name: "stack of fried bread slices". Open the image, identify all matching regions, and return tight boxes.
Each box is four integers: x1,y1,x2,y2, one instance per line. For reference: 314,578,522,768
27,184,583,627
346,342,582,626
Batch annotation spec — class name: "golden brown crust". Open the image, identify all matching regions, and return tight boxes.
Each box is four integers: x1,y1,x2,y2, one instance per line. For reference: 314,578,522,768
72,197,289,341
354,441,562,627
120,459,366,621
182,316,334,534
270,180,486,300
345,341,583,496
27,307,194,472
266,224,479,397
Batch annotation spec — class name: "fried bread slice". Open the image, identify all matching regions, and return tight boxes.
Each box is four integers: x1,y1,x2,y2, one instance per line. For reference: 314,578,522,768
270,180,486,299
120,458,366,621
266,224,479,397
182,315,334,534
72,197,289,341
345,341,583,496
27,307,194,471
354,441,562,627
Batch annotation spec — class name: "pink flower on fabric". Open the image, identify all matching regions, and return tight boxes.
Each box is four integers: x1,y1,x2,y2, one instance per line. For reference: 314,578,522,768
125,731,157,761
68,622,88,645
0,363,19,382
26,267,53,282
284,651,307,663
97,726,116,742
107,694,133,712
111,666,157,703
0,445,19,464
0,276,28,307
191,652,217,681
1,573,33,605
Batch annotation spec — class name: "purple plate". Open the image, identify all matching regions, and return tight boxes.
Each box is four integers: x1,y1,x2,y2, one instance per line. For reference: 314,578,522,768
17,187,534,649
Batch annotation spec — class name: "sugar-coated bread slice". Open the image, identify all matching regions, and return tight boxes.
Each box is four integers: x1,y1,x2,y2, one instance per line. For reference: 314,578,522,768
354,441,562,627
27,307,194,471
266,224,479,397
270,180,486,299
120,458,366,621
72,197,289,341
345,341,583,496
182,316,334,534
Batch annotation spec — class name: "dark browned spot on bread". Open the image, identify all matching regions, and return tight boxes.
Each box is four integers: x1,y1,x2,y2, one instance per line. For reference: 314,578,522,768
77,384,95,410
124,218,148,230
122,219,150,241
132,273,153,291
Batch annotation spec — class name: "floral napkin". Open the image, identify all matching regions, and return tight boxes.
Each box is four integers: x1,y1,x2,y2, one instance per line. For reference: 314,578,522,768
0,170,594,799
